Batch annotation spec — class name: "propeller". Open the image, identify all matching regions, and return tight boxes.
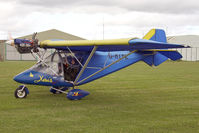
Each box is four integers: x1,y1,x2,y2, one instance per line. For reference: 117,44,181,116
5,32,14,46
31,32,39,53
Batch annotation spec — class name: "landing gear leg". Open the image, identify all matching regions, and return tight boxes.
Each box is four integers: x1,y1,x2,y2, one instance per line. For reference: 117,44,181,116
14,85,29,98
50,87,69,94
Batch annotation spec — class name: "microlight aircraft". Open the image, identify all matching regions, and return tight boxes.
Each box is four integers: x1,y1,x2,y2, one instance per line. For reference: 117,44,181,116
6,29,188,100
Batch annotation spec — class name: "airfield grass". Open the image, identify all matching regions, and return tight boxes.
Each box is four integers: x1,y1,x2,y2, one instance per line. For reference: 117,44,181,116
0,61,199,133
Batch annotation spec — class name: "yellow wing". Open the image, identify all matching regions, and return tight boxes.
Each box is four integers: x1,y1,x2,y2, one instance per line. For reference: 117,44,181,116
39,38,136,47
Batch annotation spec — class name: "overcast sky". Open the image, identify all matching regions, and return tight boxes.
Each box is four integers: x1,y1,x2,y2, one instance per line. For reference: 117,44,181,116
0,0,199,39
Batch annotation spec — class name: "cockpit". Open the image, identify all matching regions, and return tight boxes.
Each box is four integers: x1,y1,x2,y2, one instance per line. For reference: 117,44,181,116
31,50,84,82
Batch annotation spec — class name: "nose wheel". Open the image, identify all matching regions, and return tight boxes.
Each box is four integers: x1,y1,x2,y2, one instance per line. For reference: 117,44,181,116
14,85,29,98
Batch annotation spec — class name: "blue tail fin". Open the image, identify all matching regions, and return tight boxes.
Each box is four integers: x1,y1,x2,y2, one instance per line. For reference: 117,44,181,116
141,29,182,66
143,29,167,43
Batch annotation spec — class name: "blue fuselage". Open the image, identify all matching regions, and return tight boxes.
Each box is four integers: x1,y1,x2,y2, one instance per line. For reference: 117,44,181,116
13,50,162,87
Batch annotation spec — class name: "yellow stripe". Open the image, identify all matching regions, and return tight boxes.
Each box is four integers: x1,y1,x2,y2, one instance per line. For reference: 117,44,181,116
142,49,176,52
143,29,156,40
39,38,136,47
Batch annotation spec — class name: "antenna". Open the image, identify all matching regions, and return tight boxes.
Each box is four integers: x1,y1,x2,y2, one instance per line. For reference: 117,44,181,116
166,26,168,36
103,17,104,40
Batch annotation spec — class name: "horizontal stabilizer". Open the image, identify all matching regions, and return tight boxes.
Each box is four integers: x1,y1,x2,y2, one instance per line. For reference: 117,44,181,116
129,39,185,50
159,51,182,61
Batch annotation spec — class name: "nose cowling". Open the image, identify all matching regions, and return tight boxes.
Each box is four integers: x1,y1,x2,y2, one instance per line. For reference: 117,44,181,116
13,70,40,84
13,74,21,82
13,71,29,84
13,70,48,85
13,70,74,87
13,70,46,85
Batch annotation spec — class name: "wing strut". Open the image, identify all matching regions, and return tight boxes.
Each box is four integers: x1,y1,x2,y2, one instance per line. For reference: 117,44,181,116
76,50,137,85
74,46,98,85
67,46,84,67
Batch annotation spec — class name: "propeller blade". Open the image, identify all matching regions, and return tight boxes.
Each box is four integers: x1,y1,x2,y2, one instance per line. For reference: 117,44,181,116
5,39,14,46
6,32,15,46
32,32,37,40
8,32,13,40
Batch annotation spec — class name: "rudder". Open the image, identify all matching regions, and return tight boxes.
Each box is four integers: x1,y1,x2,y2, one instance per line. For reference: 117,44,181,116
143,29,167,43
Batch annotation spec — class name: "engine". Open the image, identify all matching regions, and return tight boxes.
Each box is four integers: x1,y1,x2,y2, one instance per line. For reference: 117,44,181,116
14,39,38,54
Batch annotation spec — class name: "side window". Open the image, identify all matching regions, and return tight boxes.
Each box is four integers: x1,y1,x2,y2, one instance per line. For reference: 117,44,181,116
31,51,63,76
51,52,63,76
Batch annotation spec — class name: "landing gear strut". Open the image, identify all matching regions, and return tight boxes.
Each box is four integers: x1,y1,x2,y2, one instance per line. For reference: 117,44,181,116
14,85,29,98
49,87,69,94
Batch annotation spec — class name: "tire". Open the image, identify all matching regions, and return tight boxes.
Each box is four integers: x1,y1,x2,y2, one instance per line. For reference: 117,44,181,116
14,86,28,98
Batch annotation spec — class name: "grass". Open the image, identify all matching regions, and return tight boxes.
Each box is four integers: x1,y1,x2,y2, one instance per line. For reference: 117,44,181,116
0,61,199,133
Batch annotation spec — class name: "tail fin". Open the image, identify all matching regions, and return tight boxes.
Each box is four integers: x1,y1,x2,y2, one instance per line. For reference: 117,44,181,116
143,29,167,43
141,29,182,66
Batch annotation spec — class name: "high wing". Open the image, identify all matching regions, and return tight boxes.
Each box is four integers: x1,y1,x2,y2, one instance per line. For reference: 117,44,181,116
39,38,186,52
9,29,188,53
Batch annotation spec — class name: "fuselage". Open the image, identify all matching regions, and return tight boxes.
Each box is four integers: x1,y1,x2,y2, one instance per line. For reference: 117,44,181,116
13,50,146,87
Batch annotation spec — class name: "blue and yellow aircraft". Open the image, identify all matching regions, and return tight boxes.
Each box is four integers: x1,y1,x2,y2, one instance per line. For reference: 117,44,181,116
6,29,188,100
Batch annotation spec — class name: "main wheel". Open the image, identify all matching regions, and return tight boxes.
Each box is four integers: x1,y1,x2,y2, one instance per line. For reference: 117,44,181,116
14,86,28,98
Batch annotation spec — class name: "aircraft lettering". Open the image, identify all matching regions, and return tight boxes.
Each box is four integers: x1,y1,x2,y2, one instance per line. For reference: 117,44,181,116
72,92,79,96
72,92,82,96
34,75,53,83
29,72,34,78
108,53,128,60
